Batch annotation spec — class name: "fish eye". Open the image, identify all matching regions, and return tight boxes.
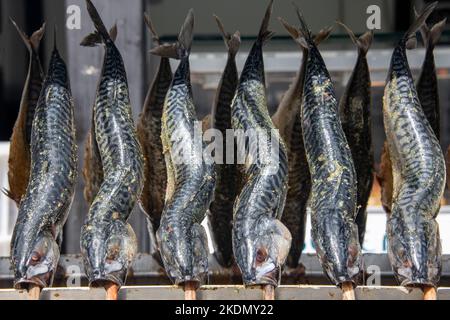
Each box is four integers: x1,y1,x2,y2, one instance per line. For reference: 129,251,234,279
256,248,268,263
30,252,41,265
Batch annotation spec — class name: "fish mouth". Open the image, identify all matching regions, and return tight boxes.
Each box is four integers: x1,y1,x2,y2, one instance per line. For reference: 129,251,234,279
89,268,126,288
173,274,206,287
14,264,54,289
15,276,49,290
244,264,280,287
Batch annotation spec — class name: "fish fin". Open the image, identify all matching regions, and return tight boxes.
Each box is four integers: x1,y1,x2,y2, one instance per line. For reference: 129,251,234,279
413,7,445,48
144,12,160,45
292,2,313,42
84,0,114,44
257,0,275,43
80,32,102,47
337,21,373,55
1,188,20,206
213,14,241,57
429,18,446,47
314,26,333,45
109,24,118,42
83,114,104,205
150,9,194,60
10,18,46,54
403,1,437,49
278,17,309,49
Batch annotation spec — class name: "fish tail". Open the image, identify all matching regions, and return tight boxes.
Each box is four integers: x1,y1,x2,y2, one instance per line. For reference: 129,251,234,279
10,18,45,54
280,3,315,50
278,17,306,48
150,9,194,60
213,15,241,57
314,26,334,46
257,0,275,44
293,2,313,42
144,12,160,45
403,1,437,49
81,0,117,47
414,7,447,48
337,21,373,55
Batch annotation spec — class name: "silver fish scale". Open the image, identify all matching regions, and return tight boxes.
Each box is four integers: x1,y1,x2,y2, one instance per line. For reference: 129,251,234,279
158,58,215,285
384,45,445,287
302,45,361,286
11,49,77,286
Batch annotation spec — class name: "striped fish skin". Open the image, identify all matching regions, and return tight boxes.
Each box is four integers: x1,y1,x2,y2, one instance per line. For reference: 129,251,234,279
379,17,445,215
7,21,45,206
383,3,445,287
232,0,292,287
153,10,216,286
207,16,241,268
272,27,332,268
10,46,77,289
80,0,144,287
137,14,172,245
282,11,361,286
338,26,374,246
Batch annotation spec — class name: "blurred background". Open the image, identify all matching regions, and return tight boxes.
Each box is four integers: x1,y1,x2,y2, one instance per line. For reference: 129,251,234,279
1,0,450,258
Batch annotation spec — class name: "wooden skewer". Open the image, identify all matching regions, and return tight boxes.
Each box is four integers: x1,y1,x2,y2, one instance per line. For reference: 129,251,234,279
27,284,41,300
105,282,119,300
341,281,355,300
262,284,275,300
184,281,197,300
422,285,437,300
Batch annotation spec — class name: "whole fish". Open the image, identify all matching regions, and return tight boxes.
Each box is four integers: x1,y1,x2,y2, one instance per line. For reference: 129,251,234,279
151,10,216,286
136,13,172,262
10,35,77,289
207,15,241,268
232,0,292,287
5,21,45,206
383,2,445,288
338,23,374,246
82,26,117,206
281,8,361,286
80,0,144,287
272,26,332,269
378,13,445,214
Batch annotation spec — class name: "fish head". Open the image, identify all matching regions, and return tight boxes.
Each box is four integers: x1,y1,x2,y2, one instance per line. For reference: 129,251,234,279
81,220,137,287
242,217,292,286
13,231,59,289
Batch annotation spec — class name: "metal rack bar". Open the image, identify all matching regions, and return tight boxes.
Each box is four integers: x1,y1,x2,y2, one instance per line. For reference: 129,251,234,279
0,285,449,300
